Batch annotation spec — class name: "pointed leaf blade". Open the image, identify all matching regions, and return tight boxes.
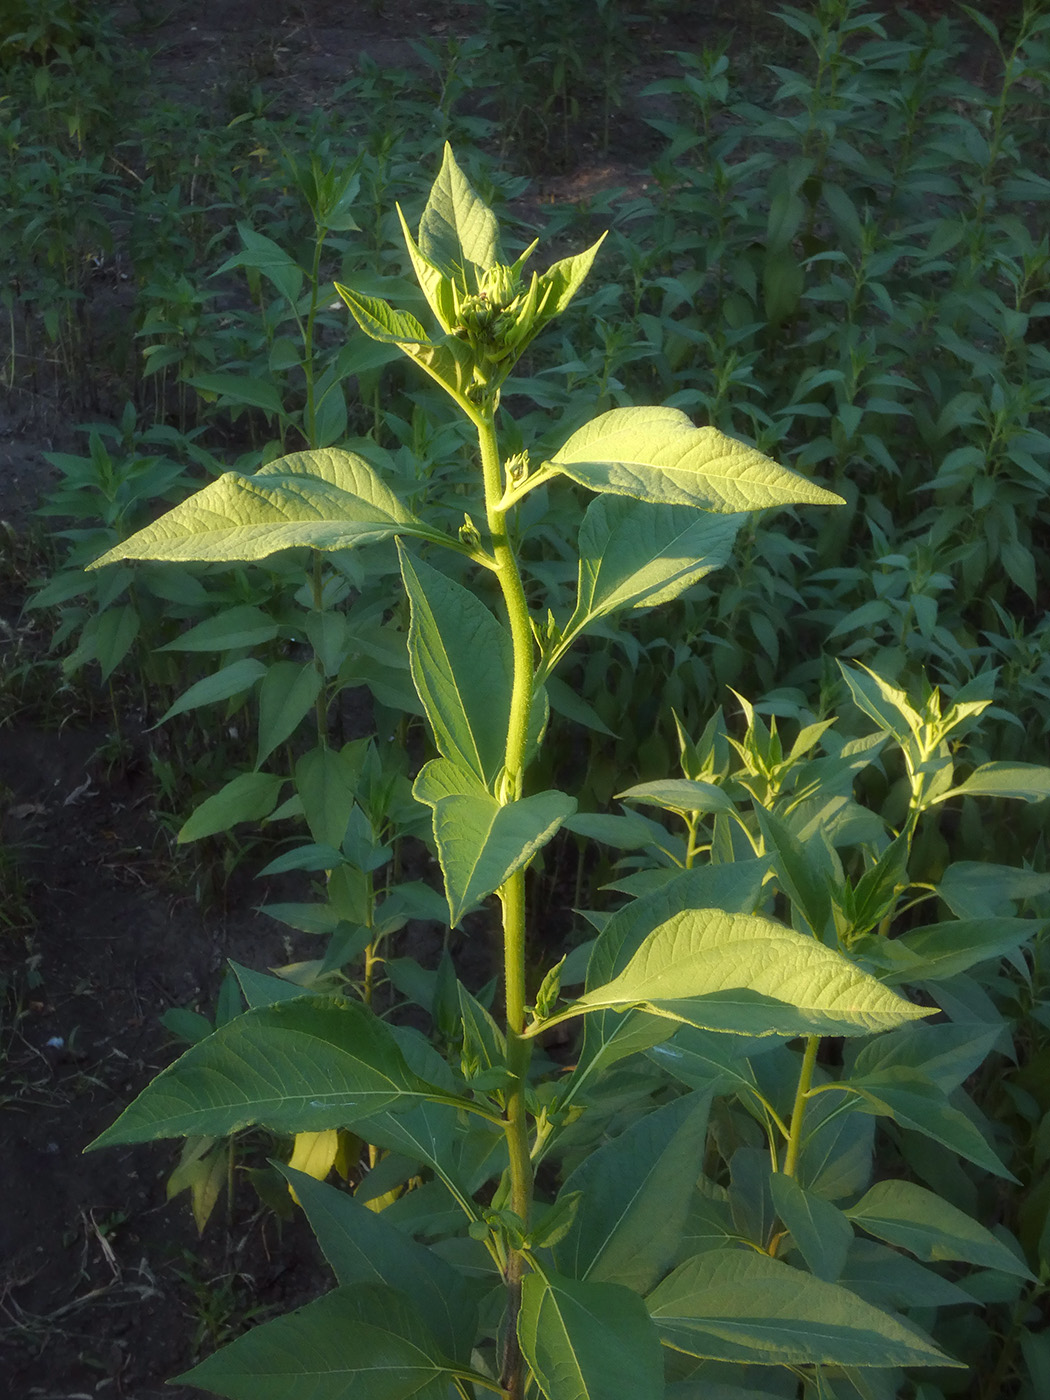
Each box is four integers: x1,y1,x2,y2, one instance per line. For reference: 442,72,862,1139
175,1283,456,1400
548,407,843,513
570,909,930,1038
278,1168,480,1361
87,997,461,1147
399,543,513,787
519,1270,664,1400
418,143,502,280
647,1248,958,1368
426,789,577,926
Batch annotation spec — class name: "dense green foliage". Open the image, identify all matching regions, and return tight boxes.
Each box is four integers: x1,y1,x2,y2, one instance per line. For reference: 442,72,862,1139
5,1,1050,1396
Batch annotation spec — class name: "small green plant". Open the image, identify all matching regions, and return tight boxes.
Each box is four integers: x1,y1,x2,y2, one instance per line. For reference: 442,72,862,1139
77,145,1050,1400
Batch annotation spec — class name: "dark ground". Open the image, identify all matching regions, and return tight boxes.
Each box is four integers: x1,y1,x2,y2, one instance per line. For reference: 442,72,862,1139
0,0,1017,1396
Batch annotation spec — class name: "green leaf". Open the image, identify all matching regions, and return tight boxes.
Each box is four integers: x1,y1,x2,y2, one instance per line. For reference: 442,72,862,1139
278,1169,480,1362
188,371,286,416
562,909,930,1039
419,788,577,926
646,1248,958,1368
155,658,266,727
418,143,502,282
937,862,1050,919
175,1283,456,1400
336,286,473,400
89,449,435,567
838,663,923,747
216,222,304,306
398,543,511,787
229,960,308,1007
553,1093,711,1293
753,807,833,940
87,997,462,1147
769,1174,853,1283
846,1180,1033,1277
883,916,1044,984
548,407,843,514
565,865,769,1099
178,771,285,843
519,1269,664,1400
94,603,139,681
295,745,358,849
257,661,323,766
617,778,735,816
934,762,1050,805
530,237,607,339
159,602,280,652
847,1070,1014,1179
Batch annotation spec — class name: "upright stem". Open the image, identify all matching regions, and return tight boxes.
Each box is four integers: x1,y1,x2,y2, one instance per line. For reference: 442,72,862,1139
782,1035,820,1178
475,403,536,1400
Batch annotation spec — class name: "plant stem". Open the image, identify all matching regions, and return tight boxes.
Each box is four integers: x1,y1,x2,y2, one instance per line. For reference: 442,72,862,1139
782,1034,820,1178
475,402,535,1400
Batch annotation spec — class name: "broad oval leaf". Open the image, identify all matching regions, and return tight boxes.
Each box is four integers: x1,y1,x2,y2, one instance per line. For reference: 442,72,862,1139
568,908,931,1038
548,407,843,514
90,448,435,567
646,1248,958,1368
937,761,1050,804
175,1283,457,1400
519,1269,664,1400
86,997,464,1147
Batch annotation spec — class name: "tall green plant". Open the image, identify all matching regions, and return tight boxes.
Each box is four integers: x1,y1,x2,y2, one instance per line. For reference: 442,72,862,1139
84,147,982,1400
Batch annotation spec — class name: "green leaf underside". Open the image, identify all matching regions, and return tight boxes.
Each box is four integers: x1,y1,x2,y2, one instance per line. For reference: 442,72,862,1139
426,788,577,925
571,908,929,1037
279,1168,480,1361
647,1249,958,1368
175,1283,457,1400
519,1271,664,1400
549,408,844,514
90,449,433,566
399,544,512,786
87,997,461,1147
569,496,741,631
846,1180,1033,1277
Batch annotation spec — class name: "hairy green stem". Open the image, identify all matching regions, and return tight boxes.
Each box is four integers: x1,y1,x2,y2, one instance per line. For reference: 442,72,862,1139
782,1035,820,1178
476,404,535,1400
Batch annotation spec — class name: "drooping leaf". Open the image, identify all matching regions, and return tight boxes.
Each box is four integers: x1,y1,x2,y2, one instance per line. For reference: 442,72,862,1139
567,495,741,638
90,449,438,567
553,1093,711,1293
846,1180,1032,1277
646,1248,958,1368
847,1069,1014,1178
519,1269,664,1400
278,1168,480,1362
158,602,280,653
769,1174,853,1283
937,862,1050,919
398,543,512,787
617,778,735,816
421,787,577,926
175,1283,459,1400
87,997,465,1147
882,916,1044,984
558,909,931,1039
155,657,266,727
295,744,358,849
256,661,323,766
933,761,1050,805
547,407,843,514
178,771,285,843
